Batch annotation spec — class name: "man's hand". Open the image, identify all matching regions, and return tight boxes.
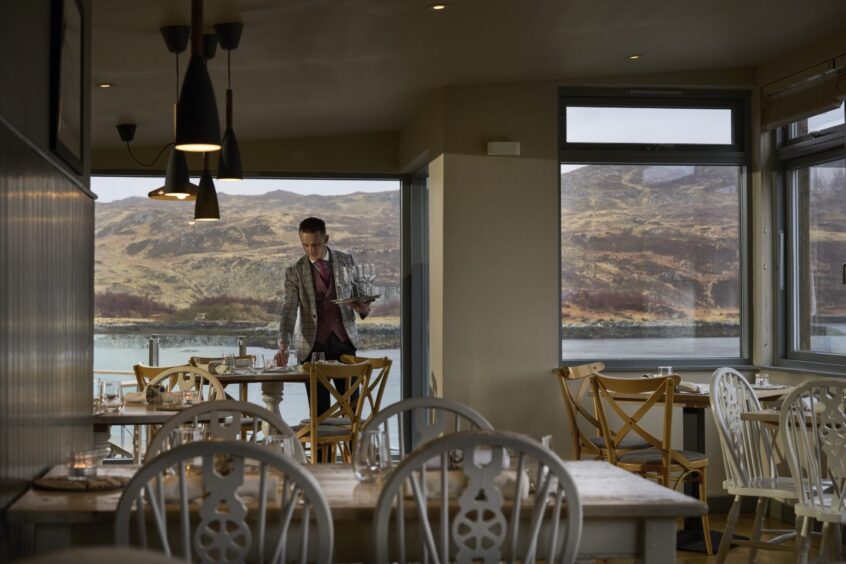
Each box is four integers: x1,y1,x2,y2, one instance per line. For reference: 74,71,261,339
274,344,289,366
352,298,374,315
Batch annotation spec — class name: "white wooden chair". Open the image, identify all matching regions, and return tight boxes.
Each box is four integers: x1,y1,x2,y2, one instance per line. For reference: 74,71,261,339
145,399,306,463
780,380,846,564
356,396,493,462
710,367,797,562
115,440,333,563
373,430,583,563
145,365,225,401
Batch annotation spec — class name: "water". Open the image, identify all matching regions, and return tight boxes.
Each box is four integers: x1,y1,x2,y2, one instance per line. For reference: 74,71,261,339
95,334,402,452
562,336,740,359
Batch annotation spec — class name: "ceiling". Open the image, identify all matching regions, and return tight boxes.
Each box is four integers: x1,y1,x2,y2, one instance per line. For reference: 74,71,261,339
91,0,846,149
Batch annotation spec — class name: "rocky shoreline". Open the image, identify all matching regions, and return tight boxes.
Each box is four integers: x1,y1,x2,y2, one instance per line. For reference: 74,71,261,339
562,320,740,339
95,319,401,349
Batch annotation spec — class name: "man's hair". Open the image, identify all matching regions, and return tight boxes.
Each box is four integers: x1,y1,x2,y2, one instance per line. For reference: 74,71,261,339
299,217,326,234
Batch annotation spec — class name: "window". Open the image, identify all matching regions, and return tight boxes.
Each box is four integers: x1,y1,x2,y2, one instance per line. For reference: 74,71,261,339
559,88,750,368
92,176,402,442
778,104,846,368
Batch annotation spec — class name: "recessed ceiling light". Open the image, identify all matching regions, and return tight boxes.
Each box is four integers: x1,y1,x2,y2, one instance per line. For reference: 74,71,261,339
627,54,641,61
97,82,114,88
430,4,447,10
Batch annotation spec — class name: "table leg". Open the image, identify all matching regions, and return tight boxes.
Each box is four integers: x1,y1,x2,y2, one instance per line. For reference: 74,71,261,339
93,423,110,454
644,519,677,562
682,406,704,530
261,381,285,435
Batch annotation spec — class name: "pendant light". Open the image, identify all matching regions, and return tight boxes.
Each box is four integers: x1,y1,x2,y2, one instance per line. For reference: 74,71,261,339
149,25,198,201
194,153,220,221
215,22,244,182
175,0,221,152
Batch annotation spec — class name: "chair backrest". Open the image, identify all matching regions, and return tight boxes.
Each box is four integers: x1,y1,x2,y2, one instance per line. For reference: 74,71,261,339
299,361,372,463
339,354,393,425
145,399,307,463
553,363,606,459
358,397,493,461
710,367,778,488
779,380,846,521
373,430,583,564
115,440,333,562
133,364,177,391
145,365,225,401
591,374,680,468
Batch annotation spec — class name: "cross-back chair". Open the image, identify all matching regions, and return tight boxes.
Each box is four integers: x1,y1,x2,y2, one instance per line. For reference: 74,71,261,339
373,429,583,564
554,362,649,460
591,373,713,555
357,396,493,463
145,400,307,463
780,380,846,563
115,440,333,563
339,354,392,427
710,367,797,563
145,365,225,402
295,361,372,464
133,364,178,391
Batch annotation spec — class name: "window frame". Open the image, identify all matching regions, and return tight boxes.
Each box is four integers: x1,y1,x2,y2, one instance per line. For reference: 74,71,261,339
558,87,752,370
775,114,846,371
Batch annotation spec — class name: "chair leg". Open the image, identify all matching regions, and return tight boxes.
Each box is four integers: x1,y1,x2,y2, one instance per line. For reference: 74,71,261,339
697,467,713,556
796,516,811,564
748,496,768,563
819,522,831,563
716,495,742,564
832,523,843,560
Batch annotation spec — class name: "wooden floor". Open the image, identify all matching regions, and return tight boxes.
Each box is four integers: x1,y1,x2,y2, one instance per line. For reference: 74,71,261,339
605,512,838,563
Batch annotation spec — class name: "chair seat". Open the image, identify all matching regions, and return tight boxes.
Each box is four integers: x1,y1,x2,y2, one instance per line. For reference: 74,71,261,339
618,447,707,465
300,417,352,426
293,424,352,438
588,435,651,450
724,477,798,499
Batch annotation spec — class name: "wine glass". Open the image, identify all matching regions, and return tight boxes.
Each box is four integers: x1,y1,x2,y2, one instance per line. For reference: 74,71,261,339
286,333,298,368
365,263,376,296
339,266,353,300
355,264,367,297
353,429,391,481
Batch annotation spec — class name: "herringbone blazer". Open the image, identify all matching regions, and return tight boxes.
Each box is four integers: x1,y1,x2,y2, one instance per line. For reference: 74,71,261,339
279,248,359,361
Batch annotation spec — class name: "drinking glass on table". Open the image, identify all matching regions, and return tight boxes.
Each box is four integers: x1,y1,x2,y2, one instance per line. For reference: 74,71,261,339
100,381,124,413
311,351,325,364
264,434,298,459
354,428,391,482
658,366,673,377
92,378,103,414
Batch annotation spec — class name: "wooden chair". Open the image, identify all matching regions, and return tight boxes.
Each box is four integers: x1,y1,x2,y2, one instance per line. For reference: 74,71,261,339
115,441,333,562
591,374,713,555
146,365,225,402
780,380,846,563
295,361,372,464
132,364,178,391
554,362,649,459
710,367,797,563
358,396,493,462
146,399,307,463
374,430,583,563
339,354,393,427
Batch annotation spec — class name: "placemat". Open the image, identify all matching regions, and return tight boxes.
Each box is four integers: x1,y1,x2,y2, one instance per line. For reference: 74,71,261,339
33,475,129,492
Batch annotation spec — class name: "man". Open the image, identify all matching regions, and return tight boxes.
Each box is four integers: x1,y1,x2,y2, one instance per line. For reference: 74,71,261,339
275,217,372,414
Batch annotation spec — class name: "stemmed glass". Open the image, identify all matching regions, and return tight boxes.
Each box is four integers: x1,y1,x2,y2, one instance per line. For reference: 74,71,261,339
339,266,354,300
353,429,391,481
286,333,298,368
365,263,376,296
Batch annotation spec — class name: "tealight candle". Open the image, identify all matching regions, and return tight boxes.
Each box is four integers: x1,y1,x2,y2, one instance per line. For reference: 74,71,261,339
67,450,99,480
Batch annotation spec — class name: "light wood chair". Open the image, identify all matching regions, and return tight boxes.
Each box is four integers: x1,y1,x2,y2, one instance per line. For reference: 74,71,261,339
295,361,372,464
146,399,306,463
374,430,583,563
554,362,649,459
591,373,713,555
132,364,177,391
339,354,393,428
146,365,225,402
115,441,333,562
189,355,255,401
710,367,797,563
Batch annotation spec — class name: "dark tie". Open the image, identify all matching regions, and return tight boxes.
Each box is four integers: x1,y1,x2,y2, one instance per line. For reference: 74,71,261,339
315,259,330,284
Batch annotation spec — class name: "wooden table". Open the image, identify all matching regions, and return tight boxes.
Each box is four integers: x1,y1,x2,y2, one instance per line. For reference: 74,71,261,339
7,460,704,561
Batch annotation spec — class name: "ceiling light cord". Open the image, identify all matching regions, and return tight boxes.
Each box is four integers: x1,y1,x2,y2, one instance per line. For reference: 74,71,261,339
227,50,231,89
125,141,175,167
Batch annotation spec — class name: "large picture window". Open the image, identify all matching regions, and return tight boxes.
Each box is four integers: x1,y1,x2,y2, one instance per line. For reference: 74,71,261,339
778,103,846,368
559,88,749,368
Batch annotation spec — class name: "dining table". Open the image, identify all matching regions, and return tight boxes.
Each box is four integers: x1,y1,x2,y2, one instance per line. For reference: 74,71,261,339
6,459,704,561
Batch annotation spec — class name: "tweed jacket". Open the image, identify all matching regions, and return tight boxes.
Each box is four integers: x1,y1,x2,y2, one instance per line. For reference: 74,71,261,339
279,248,359,362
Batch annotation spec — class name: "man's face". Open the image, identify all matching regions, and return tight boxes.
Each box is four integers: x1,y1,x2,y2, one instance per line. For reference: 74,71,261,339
299,231,329,261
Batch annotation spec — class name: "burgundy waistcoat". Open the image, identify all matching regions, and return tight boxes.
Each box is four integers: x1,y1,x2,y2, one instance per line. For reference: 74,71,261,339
313,262,349,343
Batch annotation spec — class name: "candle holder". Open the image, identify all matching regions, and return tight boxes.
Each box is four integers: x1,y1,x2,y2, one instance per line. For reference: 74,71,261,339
67,450,99,480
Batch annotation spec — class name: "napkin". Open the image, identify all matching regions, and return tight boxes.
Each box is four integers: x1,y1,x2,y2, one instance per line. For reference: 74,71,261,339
163,473,279,503
124,391,146,403
677,381,709,395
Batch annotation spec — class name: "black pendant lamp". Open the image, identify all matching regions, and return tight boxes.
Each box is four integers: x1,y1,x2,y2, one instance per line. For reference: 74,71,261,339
149,26,199,201
194,153,220,221
215,22,244,182
175,0,221,152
